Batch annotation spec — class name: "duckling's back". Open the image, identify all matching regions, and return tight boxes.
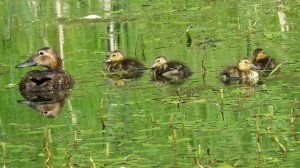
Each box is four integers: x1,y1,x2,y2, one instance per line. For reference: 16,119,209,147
164,61,192,77
122,59,145,71
106,59,145,72
220,66,241,81
253,56,278,70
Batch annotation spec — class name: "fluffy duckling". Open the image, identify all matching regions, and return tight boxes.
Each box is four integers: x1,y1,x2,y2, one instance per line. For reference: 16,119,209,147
252,48,279,70
105,50,145,79
220,58,259,83
150,56,192,83
15,47,73,92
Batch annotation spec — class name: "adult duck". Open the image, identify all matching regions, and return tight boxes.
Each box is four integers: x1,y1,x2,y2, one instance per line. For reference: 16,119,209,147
252,48,279,71
15,47,73,92
150,56,192,84
220,58,259,85
105,50,145,79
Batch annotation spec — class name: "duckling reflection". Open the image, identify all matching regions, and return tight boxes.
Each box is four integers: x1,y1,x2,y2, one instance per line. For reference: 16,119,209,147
220,58,259,85
18,90,70,118
105,50,145,79
15,47,74,92
252,48,279,71
150,56,192,84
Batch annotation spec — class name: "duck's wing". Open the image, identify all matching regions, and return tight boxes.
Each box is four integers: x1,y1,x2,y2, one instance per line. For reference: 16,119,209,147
19,70,73,92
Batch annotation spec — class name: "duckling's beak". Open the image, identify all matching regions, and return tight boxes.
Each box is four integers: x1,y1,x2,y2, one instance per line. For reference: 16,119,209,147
15,57,37,69
251,63,259,70
104,59,112,63
151,64,157,69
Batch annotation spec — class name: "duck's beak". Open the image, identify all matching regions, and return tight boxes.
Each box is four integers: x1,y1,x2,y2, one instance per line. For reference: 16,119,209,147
15,57,37,69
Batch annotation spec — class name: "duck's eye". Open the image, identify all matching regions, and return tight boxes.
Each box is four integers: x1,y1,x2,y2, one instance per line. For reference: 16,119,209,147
43,111,48,115
39,51,44,56
156,59,160,63
112,54,116,57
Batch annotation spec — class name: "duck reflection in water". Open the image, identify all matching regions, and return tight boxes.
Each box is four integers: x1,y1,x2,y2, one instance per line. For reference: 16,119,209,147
18,90,70,117
150,56,192,84
220,58,259,86
15,47,74,117
104,50,146,86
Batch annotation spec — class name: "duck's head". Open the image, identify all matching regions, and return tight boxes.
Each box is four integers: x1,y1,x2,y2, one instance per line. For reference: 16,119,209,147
105,50,126,63
15,47,63,70
151,56,168,69
252,48,266,61
238,58,256,71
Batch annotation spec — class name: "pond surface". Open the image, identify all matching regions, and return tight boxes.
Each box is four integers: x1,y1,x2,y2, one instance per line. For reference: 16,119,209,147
1,0,300,167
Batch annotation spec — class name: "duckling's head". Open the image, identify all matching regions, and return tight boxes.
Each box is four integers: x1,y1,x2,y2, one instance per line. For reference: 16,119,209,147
105,50,126,63
252,48,266,61
15,47,63,70
151,56,168,69
238,58,253,71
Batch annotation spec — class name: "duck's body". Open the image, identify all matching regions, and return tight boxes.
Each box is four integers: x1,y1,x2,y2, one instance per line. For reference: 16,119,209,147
150,56,192,83
252,48,278,70
16,47,73,92
220,58,259,84
19,70,73,92
105,50,145,79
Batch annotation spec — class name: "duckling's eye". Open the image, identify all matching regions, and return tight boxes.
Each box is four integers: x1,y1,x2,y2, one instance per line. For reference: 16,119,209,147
156,59,160,63
39,51,44,56
112,54,116,57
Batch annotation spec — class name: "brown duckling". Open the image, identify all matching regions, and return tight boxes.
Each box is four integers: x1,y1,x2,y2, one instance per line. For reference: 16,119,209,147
252,48,279,70
150,56,192,83
15,47,73,92
220,58,259,84
105,50,145,79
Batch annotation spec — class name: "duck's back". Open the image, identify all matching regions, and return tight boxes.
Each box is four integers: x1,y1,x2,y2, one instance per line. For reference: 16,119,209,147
19,70,73,92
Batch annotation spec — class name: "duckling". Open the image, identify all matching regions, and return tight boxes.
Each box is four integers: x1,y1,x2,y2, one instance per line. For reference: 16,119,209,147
252,48,279,70
150,56,192,83
105,50,145,79
15,47,73,92
220,58,259,84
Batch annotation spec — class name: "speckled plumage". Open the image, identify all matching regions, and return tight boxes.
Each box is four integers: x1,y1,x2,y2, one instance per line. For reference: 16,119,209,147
220,58,259,84
252,48,279,70
150,56,192,83
105,50,145,79
16,47,74,92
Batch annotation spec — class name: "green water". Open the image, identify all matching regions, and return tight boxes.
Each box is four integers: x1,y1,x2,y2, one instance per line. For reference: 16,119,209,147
1,0,300,167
